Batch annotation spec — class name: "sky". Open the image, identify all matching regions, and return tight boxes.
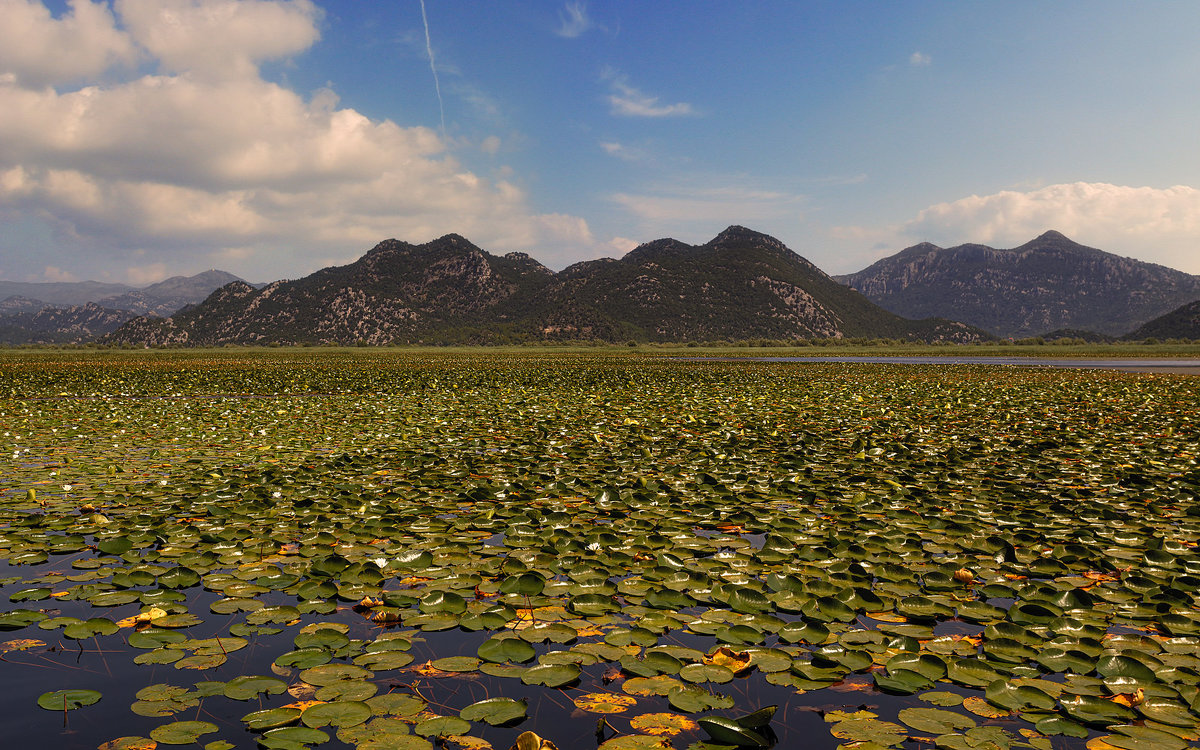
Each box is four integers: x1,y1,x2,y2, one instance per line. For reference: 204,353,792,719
2,1,1199,286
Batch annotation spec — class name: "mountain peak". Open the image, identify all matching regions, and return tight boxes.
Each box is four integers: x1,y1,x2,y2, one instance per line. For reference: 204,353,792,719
709,225,778,245
1034,229,1070,242
1013,230,1098,255
623,237,694,263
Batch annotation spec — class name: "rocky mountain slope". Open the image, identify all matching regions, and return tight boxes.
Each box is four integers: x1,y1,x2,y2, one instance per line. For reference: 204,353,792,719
107,227,986,346
836,231,1200,338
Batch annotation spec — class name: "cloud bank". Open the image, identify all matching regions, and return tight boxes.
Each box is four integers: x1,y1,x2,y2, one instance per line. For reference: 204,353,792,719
902,182,1200,272
0,0,597,281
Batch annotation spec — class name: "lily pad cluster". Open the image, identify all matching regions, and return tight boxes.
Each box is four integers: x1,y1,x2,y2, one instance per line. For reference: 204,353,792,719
1,351,1199,750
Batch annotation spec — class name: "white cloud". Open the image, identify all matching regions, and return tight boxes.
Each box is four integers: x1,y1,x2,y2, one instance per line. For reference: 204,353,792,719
0,0,136,86
603,70,694,118
0,0,605,281
555,1,592,38
909,51,931,67
901,182,1200,273
116,0,322,79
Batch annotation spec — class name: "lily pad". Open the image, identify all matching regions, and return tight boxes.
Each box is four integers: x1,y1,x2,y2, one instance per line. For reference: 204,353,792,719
301,700,372,729
459,697,527,726
37,689,102,711
149,720,219,745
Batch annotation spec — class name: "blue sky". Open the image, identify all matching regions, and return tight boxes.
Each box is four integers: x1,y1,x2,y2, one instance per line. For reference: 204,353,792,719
2,0,1199,285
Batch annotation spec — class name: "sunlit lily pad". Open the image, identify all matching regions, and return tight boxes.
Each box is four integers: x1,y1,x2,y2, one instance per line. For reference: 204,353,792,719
520,663,580,687
243,707,302,730
698,716,769,747
572,693,637,714
149,720,219,745
260,726,331,747
459,697,528,725
301,700,372,729
415,716,472,737
898,706,976,734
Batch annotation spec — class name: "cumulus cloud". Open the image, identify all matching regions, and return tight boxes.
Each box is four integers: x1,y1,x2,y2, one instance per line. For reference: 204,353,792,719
909,51,931,67
901,182,1200,273
116,0,321,79
0,0,602,281
555,1,593,38
603,70,694,118
0,0,136,86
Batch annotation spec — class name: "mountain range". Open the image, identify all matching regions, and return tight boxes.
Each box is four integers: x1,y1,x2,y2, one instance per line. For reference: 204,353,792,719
104,227,983,346
0,270,246,344
6,228,1199,346
835,231,1200,338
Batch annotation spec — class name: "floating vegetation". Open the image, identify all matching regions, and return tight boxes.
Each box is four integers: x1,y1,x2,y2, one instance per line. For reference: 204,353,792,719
1,350,1199,750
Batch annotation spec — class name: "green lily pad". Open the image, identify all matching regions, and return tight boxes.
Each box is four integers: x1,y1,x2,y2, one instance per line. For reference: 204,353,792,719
1101,725,1191,750
874,668,934,695
430,656,481,672
260,726,330,747
300,663,374,686
668,684,735,713
478,636,536,664
1060,694,1137,728
37,689,102,711
301,700,372,729
984,679,1055,711
223,675,287,700
242,707,302,731
945,658,1002,687
149,720,219,746
680,663,736,684
414,716,472,737
520,663,581,687
698,716,770,747
898,706,976,734
459,697,528,726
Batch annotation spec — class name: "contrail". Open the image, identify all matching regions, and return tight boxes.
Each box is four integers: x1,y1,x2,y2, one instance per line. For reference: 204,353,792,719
418,0,446,138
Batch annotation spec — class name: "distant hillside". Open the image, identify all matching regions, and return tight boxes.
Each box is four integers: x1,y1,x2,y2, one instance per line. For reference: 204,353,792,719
107,227,988,346
836,231,1200,338
0,303,136,345
1125,299,1200,340
0,270,247,344
96,270,246,316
